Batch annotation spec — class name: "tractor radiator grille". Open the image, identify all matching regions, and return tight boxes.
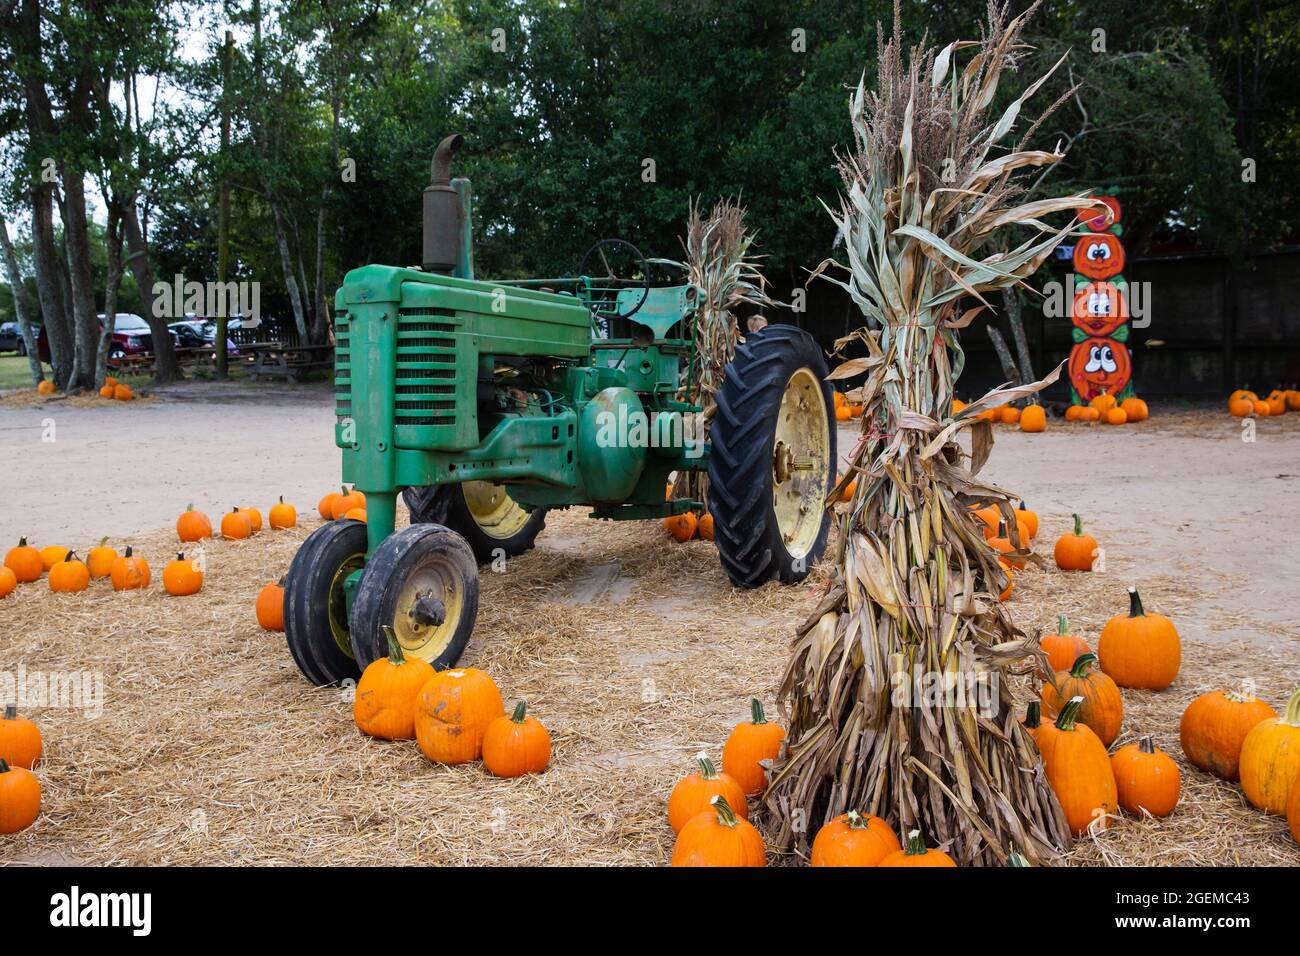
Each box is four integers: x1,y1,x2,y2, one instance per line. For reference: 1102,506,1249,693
395,308,458,428
334,311,351,419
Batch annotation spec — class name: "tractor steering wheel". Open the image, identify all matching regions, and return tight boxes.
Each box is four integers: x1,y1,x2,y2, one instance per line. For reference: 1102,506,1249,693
578,238,651,322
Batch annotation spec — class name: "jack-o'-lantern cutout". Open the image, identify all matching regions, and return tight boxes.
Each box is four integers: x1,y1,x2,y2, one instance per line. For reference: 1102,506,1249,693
1072,282,1128,337
1069,337,1131,402
1073,233,1125,280
1078,196,1121,232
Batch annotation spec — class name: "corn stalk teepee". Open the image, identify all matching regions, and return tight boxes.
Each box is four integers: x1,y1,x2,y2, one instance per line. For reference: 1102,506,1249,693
761,2,1108,866
670,197,776,503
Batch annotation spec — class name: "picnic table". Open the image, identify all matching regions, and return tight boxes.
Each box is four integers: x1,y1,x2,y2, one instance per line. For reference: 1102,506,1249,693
240,342,335,382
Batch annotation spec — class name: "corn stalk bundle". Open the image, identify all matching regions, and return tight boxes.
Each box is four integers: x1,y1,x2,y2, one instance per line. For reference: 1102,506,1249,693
762,2,1106,867
673,197,775,502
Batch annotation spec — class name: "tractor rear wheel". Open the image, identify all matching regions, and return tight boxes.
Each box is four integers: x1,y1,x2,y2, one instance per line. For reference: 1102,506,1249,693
284,519,367,686
402,481,546,565
348,523,480,672
708,325,836,587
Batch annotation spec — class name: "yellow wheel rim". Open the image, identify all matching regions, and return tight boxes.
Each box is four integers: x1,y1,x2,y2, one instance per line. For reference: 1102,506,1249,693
390,553,467,663
772,367,830,559
328,552,365,659
461,481,530,539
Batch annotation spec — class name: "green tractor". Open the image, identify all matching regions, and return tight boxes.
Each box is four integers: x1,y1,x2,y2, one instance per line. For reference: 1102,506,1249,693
285,134,837,685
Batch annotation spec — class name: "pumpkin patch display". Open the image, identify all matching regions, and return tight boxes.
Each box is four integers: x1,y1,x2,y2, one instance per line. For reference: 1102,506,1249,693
1239,688,1300,815
1179,690,1276,781
255,578,286,631
0,758,40,835
667,753,747,833
414,667,504,764
268,496,297,529
1053,514,1097,571
811,811,900,867
220,507,254,540
86,538,118,579
1111,737,1180,818
0,705,41,769
1040,616,1090,674
0,566,14,599
671,795,765,867
1041,653,1123,747
1097,588,1181,691
482,701,552,778
4,537,42,583
163,553,204,596
353,627,436,741
109,547,151,591
722,698,786,795
48,552,90,593
1034,696,1118,835
878,829,957,868
176,504,213,542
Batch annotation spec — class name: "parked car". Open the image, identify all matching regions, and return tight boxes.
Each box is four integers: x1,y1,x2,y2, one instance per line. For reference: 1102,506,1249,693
34,314,180,365
0,321,21,353
169,318,239,356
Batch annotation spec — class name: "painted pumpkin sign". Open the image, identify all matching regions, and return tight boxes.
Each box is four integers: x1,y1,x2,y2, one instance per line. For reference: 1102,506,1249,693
1069,337,1132,402
1073,233,1125,280
1072,282,1128,338
1078,196,1121,232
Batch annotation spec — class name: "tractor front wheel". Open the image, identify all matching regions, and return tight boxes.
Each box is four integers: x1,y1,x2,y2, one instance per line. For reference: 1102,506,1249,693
348,523,480,672
284,519,367,686
708,325,836,587
403,481,546,565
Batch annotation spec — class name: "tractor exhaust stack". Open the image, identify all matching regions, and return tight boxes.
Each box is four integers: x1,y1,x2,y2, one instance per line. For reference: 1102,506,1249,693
423,133,464,274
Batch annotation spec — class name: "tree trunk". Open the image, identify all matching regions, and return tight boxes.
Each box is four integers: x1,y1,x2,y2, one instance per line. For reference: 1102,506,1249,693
0,210,44,386
270,198,309,342
59,169,101,392
1003,288,1035,387
30,183,74,387
986,325,1021,385
95,206,124,386
122,200,183,383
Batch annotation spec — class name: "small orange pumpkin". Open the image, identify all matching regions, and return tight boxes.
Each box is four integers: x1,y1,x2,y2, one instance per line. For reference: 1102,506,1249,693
331,486,366,519
113,383,135,401
1080,406,1101,421
722,698,786,795
48,551,90,592
239,506,263,534
0,758,40,834
37,379,55,396
483,700,552,778
255,578,286,631
1053,513,1097,571
1041,652,1123,747
1019,404,1046,432
987,519,1027,570
1228,397,1254,417
414,667,504,764
353,626,437,740
1239,688,1300,815
811,811,901,867
1015,502,1039,539
163,552,204,596
1000,405,1021,425
696,512,714,541
1035,696,1118,835
4,537,43,583
1097,587,1181,691
221,507,254,540
835,405,852,421
1120,397,1148,422
878,829,957,867
1040,615,1090,674
664,511,697,542
1090,391,1117,413
0,566,14,599
671,795,765,867
668,753,748,834
109,546,151,591
344,507,367,523
268,496,297,529
1252,399,1270,416
1111,736,1180,817
39,545,69,571
318,491,342,519
1179,689,1276,782
86,537,118,579
0,705,42,769
98,384,114,398
177,504,213,542
1105,406,1127,425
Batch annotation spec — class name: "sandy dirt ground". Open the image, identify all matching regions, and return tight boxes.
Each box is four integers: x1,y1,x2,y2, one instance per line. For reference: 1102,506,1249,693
1,383,1298,866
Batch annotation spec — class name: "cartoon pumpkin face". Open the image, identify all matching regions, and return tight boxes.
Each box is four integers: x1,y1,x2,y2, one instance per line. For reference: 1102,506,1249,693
1072,281,1128,337
1077,196,1121,232
1068,337,1131,401
1072,233,1125,280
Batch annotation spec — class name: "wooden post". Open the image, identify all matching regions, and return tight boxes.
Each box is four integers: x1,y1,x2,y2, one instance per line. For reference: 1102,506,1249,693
216,30,233,379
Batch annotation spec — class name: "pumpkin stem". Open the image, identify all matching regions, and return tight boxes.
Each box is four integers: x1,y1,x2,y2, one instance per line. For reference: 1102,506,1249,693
1222,689,1249,704
1024,700,1041,730
1008,845,1031,867
18,536,28,547
1072,513,1083,537
511,700,528,724
1282,687,1300,727
124,546,134,557
1128,587,1145,617
4,704,15,720
1069,652,1098,677
845,810,867,829
0,757,9,774
279,495,285,504
1057,614,1068,635
64,551,76,562
186,503,194,512
903,829,927,856
1139,735,1156,754
749,697,768,725
710,794,740,828
695,752,719,779
997,518,1007,537
1054,696,1085,731
176,552,184,561
97,536,108,547
382,625,405,665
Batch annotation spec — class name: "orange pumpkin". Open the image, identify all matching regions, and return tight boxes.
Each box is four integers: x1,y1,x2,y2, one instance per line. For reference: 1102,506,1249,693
664,511,697,543
113,383,135,401
0,705,42,769
221,507,253,540
1252,399,1270,417
1111,736,1180,817
696,513,714,541
671,795,765,867
1228,397,1254,417
353,627,437,740
268,496,297,529
1064,404,1083,422
1070,339,1132,403
1072,281,1127,337
667,753,747,833
1019,404,1046,432
414,667,504,764
1179,690,1276,782
1090,392,1117,414
1287,389,1300,412
255,578,286,631
811,811,901,867
1229,389,1258,404
98,384,114,399
86,537,117,579
1289,769,1300,845
1120,397,1148,422
722,698,786,795
109,546,151,591
331,486,366,519
1015,502,1039,540
344,507,367,523
176,504,213,542
1041,652,1123,747
48,551,90,592
4,537,43,583
1097,588,1181,691
999,405,1021,425
1040,615,1091,675
1080,406,1101,421
483,700,552,778
878,829,957,867
987,519,1027,570
1239,688,1300,815
998,561,1015,602
36,379,55,396
1105,407,1127,425
1053,513,1097,571
1035,696,1118,835
1073,233,1125,280
0,566,14,600
39,545,69,571
239,506,263,534
163,552,204,596
835,405,852,421
0,758,40,834
318,491,342,519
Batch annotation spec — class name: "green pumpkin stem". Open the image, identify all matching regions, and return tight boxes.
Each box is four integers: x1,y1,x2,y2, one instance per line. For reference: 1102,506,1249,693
18,536,28,547
1024,700,1041,730
1072,513,1083,537
749,697,768,725
1057,614,1068,635
696,751,719,779
904,829,927,856
1054,696,1086,731
382,625,405,665
511,700,528,724
710,795,740,828
1139,735,1156,755
1128,587,1145,617
1069,652,1098,678
64,551,76,562
1223,689,1249,704
1283,687,1300,726
4,704,15,720
278,495,285,504
124,546,134,558
845,810,867,829
997,518,1007,537
186,503,194,512
97,536,108,547
0,757,9,774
